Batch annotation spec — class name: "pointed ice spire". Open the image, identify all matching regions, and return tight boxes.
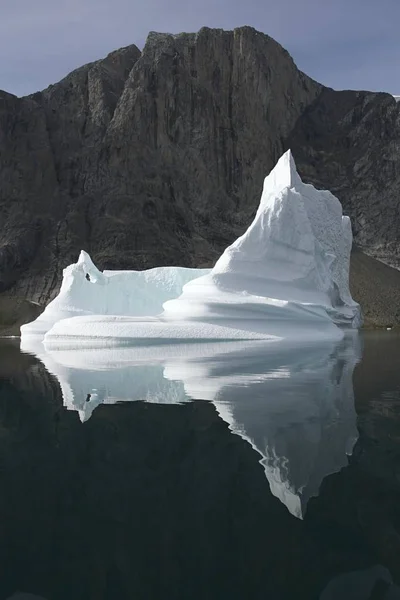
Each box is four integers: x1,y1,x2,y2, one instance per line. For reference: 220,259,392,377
262,149,302,195
76,250,106,284
77,250,99,271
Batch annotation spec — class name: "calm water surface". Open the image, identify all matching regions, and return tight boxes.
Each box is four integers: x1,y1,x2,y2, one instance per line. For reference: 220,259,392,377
0,332,400,600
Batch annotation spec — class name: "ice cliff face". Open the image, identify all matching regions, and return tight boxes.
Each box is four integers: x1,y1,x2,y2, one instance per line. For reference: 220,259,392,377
163,150,362,329
20,252,209,339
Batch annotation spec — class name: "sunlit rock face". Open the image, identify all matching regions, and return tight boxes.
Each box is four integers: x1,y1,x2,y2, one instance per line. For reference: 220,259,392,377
22,332,361,518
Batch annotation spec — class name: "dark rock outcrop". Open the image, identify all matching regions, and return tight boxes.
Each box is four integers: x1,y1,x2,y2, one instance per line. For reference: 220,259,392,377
0,26,399,318
287,89,400,267
350,248,400,328
0,296,43,336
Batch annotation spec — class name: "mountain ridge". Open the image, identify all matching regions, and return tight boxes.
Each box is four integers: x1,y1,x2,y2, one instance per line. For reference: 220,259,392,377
0,26,399,327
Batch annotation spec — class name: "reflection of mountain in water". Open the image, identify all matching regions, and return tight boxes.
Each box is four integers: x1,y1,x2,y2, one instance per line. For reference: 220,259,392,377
22,335,361,518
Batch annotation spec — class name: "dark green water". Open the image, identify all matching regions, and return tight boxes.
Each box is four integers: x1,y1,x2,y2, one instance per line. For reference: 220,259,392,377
0,332,400,600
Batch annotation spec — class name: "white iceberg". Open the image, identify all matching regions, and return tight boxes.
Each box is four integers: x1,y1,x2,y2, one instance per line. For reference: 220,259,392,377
20,251,210,339
22,333,361,518
163,150,360,329
22,150,361,347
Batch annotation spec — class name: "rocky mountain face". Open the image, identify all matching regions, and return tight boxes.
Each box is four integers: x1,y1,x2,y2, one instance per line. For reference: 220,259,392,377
0,26,399,311
289,89,400,266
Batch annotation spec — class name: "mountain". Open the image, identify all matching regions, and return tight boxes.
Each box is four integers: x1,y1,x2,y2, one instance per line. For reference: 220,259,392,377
0,26,399,327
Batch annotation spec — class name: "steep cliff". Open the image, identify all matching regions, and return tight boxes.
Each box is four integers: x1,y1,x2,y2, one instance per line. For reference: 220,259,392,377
0,26,399,319
288,89,400,267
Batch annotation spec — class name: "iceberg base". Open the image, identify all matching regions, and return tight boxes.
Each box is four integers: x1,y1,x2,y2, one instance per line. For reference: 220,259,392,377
43,313,344,349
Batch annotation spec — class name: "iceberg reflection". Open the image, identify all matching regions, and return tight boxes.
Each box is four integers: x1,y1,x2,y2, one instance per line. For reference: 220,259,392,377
21,334,361,518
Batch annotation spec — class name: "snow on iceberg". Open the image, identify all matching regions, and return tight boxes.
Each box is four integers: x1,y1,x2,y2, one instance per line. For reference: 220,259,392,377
20,250,210,339
26,149,361,347
22,333,361,518
163,150,361,329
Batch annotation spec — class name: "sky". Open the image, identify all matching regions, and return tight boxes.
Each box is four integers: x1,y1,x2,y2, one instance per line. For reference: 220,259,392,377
0,0,399,97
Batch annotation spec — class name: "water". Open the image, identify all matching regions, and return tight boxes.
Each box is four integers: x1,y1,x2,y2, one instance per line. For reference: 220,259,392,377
1,332,400,599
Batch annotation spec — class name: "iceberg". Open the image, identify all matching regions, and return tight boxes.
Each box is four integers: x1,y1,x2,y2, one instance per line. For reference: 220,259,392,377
22,150,361,346
20,251,210,339
163,150,360,329
22,333,361,518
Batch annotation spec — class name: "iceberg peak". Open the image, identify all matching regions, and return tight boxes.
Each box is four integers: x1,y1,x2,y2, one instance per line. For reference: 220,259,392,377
77,249,93,266
264,149,302,195
163,149,362,331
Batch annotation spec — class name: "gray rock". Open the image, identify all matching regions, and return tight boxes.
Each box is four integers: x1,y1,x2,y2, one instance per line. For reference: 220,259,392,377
0,26,399,325
350,248,400,328
287,88,400,268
